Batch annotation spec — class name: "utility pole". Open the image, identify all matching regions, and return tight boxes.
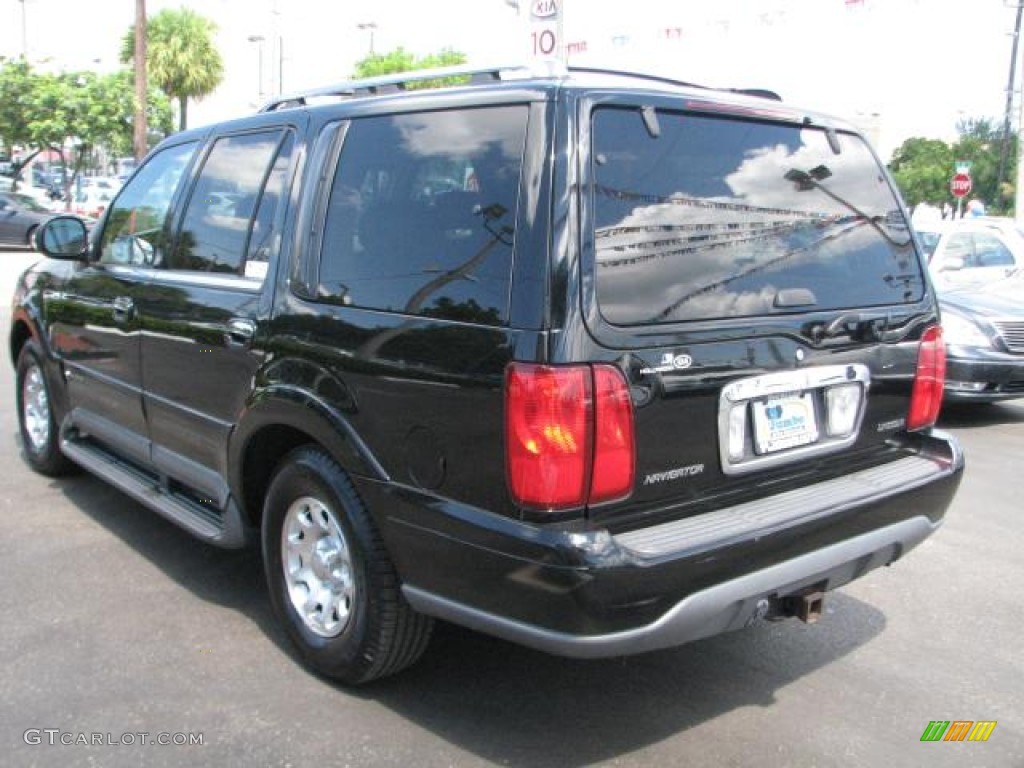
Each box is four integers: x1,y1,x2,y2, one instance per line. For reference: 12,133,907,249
133,0,148,162
998,2,1024,210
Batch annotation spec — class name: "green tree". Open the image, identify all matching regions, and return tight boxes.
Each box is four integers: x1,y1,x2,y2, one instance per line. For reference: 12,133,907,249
889,118,1019,216
0,58,35,156
951,117,1015,214
121,8,224,132
0,59,172,193
100,70,174,160
352,47,467,89
889,137,955,209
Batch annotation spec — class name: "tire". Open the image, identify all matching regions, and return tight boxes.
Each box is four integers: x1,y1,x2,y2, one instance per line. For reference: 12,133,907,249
16,341,73,476
262,446,434,684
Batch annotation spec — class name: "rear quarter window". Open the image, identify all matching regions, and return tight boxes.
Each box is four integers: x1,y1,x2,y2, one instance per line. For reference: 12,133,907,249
317,105,528,326
590,107,922,326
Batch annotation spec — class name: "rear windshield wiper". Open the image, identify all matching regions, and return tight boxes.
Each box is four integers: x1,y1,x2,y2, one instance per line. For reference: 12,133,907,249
784,167,910,247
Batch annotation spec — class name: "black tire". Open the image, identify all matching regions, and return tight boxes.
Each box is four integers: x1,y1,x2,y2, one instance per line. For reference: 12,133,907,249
16,341,73,476
262,446,433,684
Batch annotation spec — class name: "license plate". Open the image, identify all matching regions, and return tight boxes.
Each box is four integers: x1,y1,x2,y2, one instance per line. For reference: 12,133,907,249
751,393,819,454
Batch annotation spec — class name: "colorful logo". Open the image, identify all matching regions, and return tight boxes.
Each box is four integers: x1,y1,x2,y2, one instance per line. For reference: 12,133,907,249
920,720,997,742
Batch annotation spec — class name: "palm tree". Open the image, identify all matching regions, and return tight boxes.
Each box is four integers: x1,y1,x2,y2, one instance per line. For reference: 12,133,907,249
121,8,224,132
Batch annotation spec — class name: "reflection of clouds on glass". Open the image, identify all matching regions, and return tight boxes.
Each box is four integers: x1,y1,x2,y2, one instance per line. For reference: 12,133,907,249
396,109,524,159
596,229,794,322
725,131,887,217
597,204,884,324
594,191,818,277
205,140,277,191
592,109,918,325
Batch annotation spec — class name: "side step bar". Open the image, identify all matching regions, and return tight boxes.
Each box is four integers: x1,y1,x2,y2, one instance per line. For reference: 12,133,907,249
60,436,249,549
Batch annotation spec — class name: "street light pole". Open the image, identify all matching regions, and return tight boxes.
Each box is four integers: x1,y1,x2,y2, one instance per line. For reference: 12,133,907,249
357,22,377,56
247,35,265,101
18,0,28,58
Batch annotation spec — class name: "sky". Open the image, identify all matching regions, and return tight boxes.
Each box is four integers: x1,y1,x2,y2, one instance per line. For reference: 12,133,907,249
1,0,1019,160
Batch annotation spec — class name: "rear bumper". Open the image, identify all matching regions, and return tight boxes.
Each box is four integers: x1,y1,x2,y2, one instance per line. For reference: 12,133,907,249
404,516,937,658
370,431,963,658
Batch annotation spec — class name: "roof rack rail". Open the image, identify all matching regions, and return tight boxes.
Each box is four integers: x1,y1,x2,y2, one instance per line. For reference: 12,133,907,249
565,65,782,101
258,60,568,113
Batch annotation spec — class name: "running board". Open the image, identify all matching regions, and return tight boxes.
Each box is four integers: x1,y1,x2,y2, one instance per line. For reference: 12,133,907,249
60,436,249,549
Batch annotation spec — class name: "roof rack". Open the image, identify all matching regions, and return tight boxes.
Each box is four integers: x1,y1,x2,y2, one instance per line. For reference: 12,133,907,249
565,65,782,101
258,60,568,113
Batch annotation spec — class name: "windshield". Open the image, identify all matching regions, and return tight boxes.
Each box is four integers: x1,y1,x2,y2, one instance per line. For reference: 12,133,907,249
590,107,923,325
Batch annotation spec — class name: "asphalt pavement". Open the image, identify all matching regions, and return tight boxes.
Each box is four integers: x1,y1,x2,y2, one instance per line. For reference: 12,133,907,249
0,249,1021,767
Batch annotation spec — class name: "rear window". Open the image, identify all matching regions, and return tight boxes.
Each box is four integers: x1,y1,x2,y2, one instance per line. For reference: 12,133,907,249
590,107,923,326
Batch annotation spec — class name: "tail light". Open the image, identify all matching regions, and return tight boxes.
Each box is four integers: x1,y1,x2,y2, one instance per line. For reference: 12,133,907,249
590,366,635,503
505,363,635,511
907,325,945,430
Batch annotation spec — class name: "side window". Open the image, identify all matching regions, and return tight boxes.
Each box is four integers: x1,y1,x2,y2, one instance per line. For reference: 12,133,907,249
972,233,1015,268
318,106,528,325
99,142,197,266
169,130,286,276
244,134,294,281
942,233,974,266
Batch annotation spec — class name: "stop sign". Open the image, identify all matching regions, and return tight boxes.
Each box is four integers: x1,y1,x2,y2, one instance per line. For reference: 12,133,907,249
950,172,972,198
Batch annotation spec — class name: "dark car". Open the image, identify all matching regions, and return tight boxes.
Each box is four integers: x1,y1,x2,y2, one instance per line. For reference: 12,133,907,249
0,192,58,248
11,63,963,684
939,272,1024,402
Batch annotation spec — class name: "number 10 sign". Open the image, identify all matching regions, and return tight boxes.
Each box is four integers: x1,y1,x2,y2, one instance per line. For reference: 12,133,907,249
526,0,564,61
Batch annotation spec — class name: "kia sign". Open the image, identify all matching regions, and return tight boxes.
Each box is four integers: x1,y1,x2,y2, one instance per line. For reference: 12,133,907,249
531,0,557,17
512,0,564,61
950,172,972,199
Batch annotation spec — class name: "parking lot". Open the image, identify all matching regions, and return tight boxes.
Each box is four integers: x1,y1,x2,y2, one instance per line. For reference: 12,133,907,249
0,248,1021,767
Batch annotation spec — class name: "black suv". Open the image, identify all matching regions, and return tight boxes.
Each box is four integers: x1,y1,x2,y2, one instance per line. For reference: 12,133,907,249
12,64,963,684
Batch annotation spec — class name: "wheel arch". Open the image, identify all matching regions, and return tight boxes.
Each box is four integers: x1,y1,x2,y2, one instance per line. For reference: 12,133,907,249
229,386,387,530
11,319,70,427
9,318,33,366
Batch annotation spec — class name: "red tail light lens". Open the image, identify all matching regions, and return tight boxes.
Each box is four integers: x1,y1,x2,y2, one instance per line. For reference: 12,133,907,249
505,363,635,511
590,365,635,504
505,364,592,508
908,325,946,431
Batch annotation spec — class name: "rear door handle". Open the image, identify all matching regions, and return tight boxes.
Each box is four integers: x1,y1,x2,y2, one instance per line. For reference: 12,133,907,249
225,318,257,347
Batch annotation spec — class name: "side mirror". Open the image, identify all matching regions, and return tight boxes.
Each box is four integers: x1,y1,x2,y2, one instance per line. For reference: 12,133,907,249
938,255,964,272
38,216,89,260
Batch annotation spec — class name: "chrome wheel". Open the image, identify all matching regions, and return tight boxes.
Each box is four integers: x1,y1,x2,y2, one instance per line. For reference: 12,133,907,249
21,362,51,454
263,447,434,682
281,495,355,638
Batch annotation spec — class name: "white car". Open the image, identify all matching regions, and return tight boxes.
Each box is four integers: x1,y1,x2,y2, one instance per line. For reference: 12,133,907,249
928,217,1024,289
72,188,114,219
80,176,121,193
